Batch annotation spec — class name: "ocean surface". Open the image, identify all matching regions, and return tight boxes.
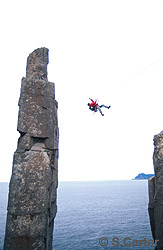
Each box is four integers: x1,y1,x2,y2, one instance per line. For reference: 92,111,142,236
0,180,154,250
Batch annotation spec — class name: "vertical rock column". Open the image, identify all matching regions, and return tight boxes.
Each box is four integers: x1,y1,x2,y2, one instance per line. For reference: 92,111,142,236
148,131,163,249
3,47,59,250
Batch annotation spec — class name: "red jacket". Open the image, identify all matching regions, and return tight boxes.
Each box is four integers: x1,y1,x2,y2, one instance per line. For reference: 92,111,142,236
89,99,97,108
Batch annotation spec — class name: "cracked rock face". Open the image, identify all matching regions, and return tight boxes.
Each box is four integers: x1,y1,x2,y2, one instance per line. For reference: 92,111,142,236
3,48,59,250
148,131,163,250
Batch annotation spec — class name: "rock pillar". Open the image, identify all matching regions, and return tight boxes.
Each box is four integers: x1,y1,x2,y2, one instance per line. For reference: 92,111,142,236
148,131,163,249
3,48,59,250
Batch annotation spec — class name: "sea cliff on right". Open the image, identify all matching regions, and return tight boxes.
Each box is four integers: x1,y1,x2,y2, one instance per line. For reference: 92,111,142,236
148,130,163,249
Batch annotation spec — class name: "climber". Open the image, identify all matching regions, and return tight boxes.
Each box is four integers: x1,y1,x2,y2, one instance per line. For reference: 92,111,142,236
88,98,97,111
88,98,111,116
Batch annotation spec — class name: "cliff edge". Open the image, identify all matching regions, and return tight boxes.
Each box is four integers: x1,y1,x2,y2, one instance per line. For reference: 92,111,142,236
3,48,59,250
148,130,163,249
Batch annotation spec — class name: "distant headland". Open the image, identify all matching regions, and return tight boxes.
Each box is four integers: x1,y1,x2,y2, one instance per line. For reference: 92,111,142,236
133,173,154,180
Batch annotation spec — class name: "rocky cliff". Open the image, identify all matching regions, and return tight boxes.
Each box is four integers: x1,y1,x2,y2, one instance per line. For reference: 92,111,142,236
148,131,163,249
3,48,59,250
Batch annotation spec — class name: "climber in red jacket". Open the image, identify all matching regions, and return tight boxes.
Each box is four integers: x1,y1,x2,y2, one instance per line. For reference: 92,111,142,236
88,98,111,116
88,98,98,111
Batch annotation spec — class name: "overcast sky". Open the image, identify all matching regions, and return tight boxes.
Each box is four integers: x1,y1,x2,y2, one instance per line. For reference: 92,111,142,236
0,0,163,181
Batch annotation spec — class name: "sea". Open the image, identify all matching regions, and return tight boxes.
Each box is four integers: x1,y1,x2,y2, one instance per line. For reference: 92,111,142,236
0,180,154,250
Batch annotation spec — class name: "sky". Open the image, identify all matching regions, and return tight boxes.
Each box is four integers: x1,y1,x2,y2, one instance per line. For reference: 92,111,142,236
0,0,163,181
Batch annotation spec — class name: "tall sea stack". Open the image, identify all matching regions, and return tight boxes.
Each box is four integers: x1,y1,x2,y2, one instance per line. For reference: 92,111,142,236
148,131,163,249
3,48,59,250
